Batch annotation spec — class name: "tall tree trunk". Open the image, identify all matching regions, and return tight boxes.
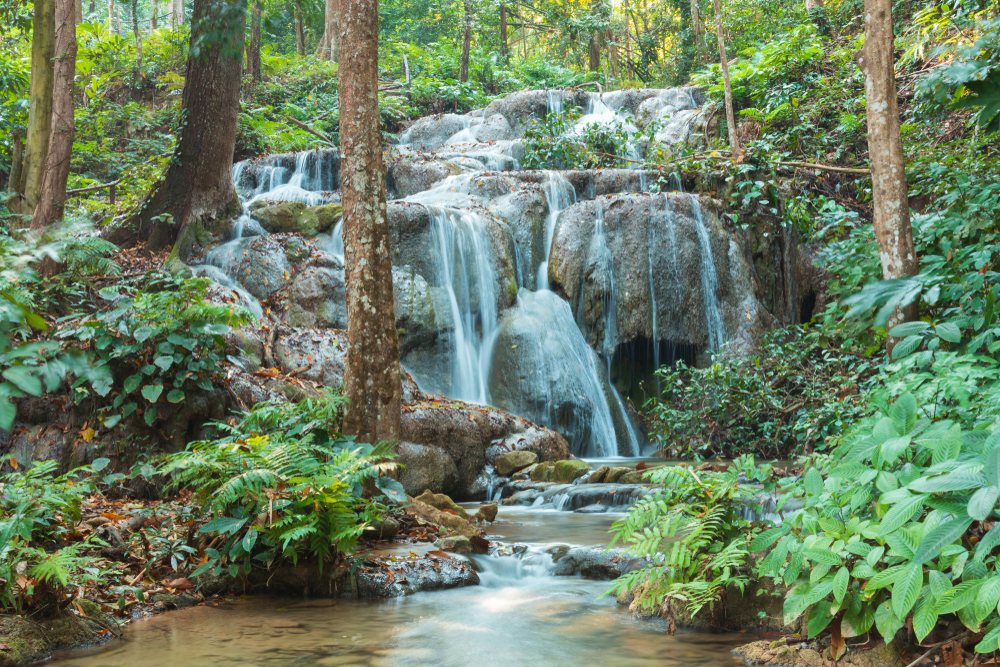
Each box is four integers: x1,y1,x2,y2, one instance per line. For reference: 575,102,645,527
459,0,471,82
76,0,83,23
316,0,338,60
690,0,700,38
151,0,158,29
108,0,114,29
7,134,23,194
712,0,741,160
293,0,305,56
500,5,507,57
339,0,402,444
132,0,143,73
247,0,262,80
606,28,618,79
857,0,918,334
171,0,183,25
588,33,600,71
13,0,56,215
31,0,78,230
118,0,243,254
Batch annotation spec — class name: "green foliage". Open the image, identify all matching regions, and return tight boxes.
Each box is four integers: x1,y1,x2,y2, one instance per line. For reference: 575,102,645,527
646,330,873,459
159,393,398,579
57,272,253,430
523,105,653,169
605,457,772,617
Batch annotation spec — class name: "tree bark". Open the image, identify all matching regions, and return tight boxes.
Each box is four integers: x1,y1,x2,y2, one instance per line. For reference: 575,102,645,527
108,0,114,30
31,0,78,230
857,0,918,333
76,0,83,23
151,0,158,29
460,0,471,82
119,0,243,254
7,134,23,194
500,5,507,57
247,0,262,80
316,0,338,61
691,0,700,38
131,0,143,73
293,0,305,56
339,0,402,445
712,0,741,160
171,0,183,25
588,33,600,71
14,0,56,214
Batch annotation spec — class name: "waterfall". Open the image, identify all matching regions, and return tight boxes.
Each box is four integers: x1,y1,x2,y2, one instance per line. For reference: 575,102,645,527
647,202,660,395
693,202,726,352
546,89,563,117
537,171,575,291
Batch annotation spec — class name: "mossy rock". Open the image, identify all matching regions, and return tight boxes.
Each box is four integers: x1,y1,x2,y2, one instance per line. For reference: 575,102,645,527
551,459,592,484
495,450,538,476
252,202,342,237
618,470,649,484
529,461,554,482
605,467,632,483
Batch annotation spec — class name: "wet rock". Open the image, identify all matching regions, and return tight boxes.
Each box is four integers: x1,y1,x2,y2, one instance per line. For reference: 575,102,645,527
273,328,348,389
0,599,115,666
151,593,199,608
473,503,498,523
354,556,480,597
550,460,592,484
588,465,610,484
494,450,538,476
386,156,453,198
529,461,554,482
405,495,482,538
235,147,340,196
575,504,609,514
482,90,550,138
251,202,341,237
532,483,657,511
397,442,460,496
503,489,541,505
552,546,639,579
285,264,347,329
229,234,291,300
401,113,472,151
436,536,473,554
546,544,571,561
618,470,649,485
362,517,401,541
414,490,471,520
605,467,631,483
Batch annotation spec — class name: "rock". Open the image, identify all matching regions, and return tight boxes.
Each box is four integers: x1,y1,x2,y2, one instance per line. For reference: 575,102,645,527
151,593,199,608
251,202,342,237
414,490,472,519
405,496,482,538
494,450,538,476
227,234,291,300
386,156,452,198
362,518,400,541
503,489,541,505
588,465,610,484
605,467,632,483
401,113,473,151
94,524,124,550
618,470,649,485
397,442,459,496
84,516,111,527
473,503,498,523
285,264,347,329
575,504,609,514
546,544,571,561
529,461,554,482
550,460,592,484
274,328,348,389
235,147,340,196
552,546,640,579
529,483,656,511
436,536,473,554
0,599,115,666
353,555,480,597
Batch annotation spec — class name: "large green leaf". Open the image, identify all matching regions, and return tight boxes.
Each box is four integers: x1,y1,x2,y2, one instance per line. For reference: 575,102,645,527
804,549,842,567
866,565,905,592
807,601,835,638
909,472,986,494
749,526,789,552
2,367,42,396
936,580,983,615
975,577,1000,622
141,384,164,404
198,515,249,535
890,394,918,435
804,467,824,496
975,523,1000,562
913,516,973,565
833,566,849,604
969,486,1000,521
913,596,938,643
879,494,925,536
891,563,923,619
874,601,904,642
985,440,1000,488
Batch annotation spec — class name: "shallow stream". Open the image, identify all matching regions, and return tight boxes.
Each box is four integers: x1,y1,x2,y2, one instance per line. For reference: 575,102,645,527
49,506,751,666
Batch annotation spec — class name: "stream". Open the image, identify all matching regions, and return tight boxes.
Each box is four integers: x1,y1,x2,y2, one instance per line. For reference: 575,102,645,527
48,505,751,666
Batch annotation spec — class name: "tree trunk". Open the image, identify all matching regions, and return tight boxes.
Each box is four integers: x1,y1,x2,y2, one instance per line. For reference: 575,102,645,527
31,0,78,230
857,0,918,334
339,0,402,444
316,0,338,61
247,0,262,80
459,0,471,83
691,0,700,38
151,0,157,29
76,0,83,23
805,0,823,9
108,0,114,30
118,0,243,254
15,0,56,214
7,134,23,194
588,33,600,71
293,0,305,56
171,0,183,25
132,0,142,73
712,0,741,160
500,5,507,57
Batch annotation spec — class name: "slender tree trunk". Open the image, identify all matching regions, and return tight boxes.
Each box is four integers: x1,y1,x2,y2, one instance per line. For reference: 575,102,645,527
31,0,78,230
14,0,56,214
132,0,143,73
857,0,918,335
108,0,114,29
607,27,618,79
293,0,305,56
76,0,83,23
460,0,471,82
116,2,121,33
691,0,700,38
171,0,183,24
316,0,338,60
117,0,243,254
151,0,158,29
588,33,600,71
500,5,507,57
248,0,262,80
712,0,741,160
7,134,23,194
339,0,402,444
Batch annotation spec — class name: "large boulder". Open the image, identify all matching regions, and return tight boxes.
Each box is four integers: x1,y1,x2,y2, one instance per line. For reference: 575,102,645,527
494,450,538,476
274,328,347,389
551,459,592,484
224,234,291,300
251,202,341,237
397,442,460,496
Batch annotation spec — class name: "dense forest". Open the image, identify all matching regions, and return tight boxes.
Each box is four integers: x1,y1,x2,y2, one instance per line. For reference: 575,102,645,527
1,0,1000,664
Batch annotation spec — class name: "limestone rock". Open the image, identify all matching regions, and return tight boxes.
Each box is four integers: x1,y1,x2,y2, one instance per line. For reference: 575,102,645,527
397,442,459,496
436,536,473,554
414,490,471,520
405,495,482,538
530,461,554,482
618,470,649,485
551,459,592,484
362,517,400,541
495,450,538,476
251,202,341,237
474,503,499,523
606,467,631,483
588,465,610,484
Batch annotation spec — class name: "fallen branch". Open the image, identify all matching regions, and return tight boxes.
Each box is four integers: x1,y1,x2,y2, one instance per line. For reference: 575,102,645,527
66,179,121,196
774,160,870,175
284,115,334,146
903,632,968,667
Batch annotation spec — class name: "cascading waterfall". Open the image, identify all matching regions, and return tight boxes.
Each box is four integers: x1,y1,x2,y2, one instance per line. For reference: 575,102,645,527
537,171,576,291
693,202,726,352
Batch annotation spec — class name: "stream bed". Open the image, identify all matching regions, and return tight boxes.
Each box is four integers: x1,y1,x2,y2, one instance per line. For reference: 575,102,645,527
47,506,751,667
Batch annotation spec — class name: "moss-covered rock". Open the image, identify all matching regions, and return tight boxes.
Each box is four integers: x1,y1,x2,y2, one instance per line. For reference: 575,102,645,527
550,459,592,484
605,467,632,483
495,450,538,476
251,202,342,237
618,470,650,484
529,461,554,482
0,604,116,667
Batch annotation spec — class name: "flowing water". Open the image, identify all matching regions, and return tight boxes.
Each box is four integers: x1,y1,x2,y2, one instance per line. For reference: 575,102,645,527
47,507,751,667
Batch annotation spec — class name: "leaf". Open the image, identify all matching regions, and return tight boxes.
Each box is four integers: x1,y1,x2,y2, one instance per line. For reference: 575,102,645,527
985,439,1000,488
890,394,918,435
866,565,905,592
881,436,912,465
975,577,1000,622
976,523,1000,562
141,384,163,404
133,326,153,342
936,580,983,614
880,494,925,535
154,355,174,371
91,457,111,472
750,526,789,552
874,601,904,642
909,473,986,494
867,546,885,568
833,566,849,604
198,516,249,535
913,516,973,565
374,476,408,506
830,615,846,660
123,374,142,394
935,322,962,343
929,570,952,599
892,563,923,619
804,549,842,567
807,601,834,638
804,467,824,496
1,367,42,396
889,321,931,337
913,596,938,643
166,389,185,404
969,486,1000,521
